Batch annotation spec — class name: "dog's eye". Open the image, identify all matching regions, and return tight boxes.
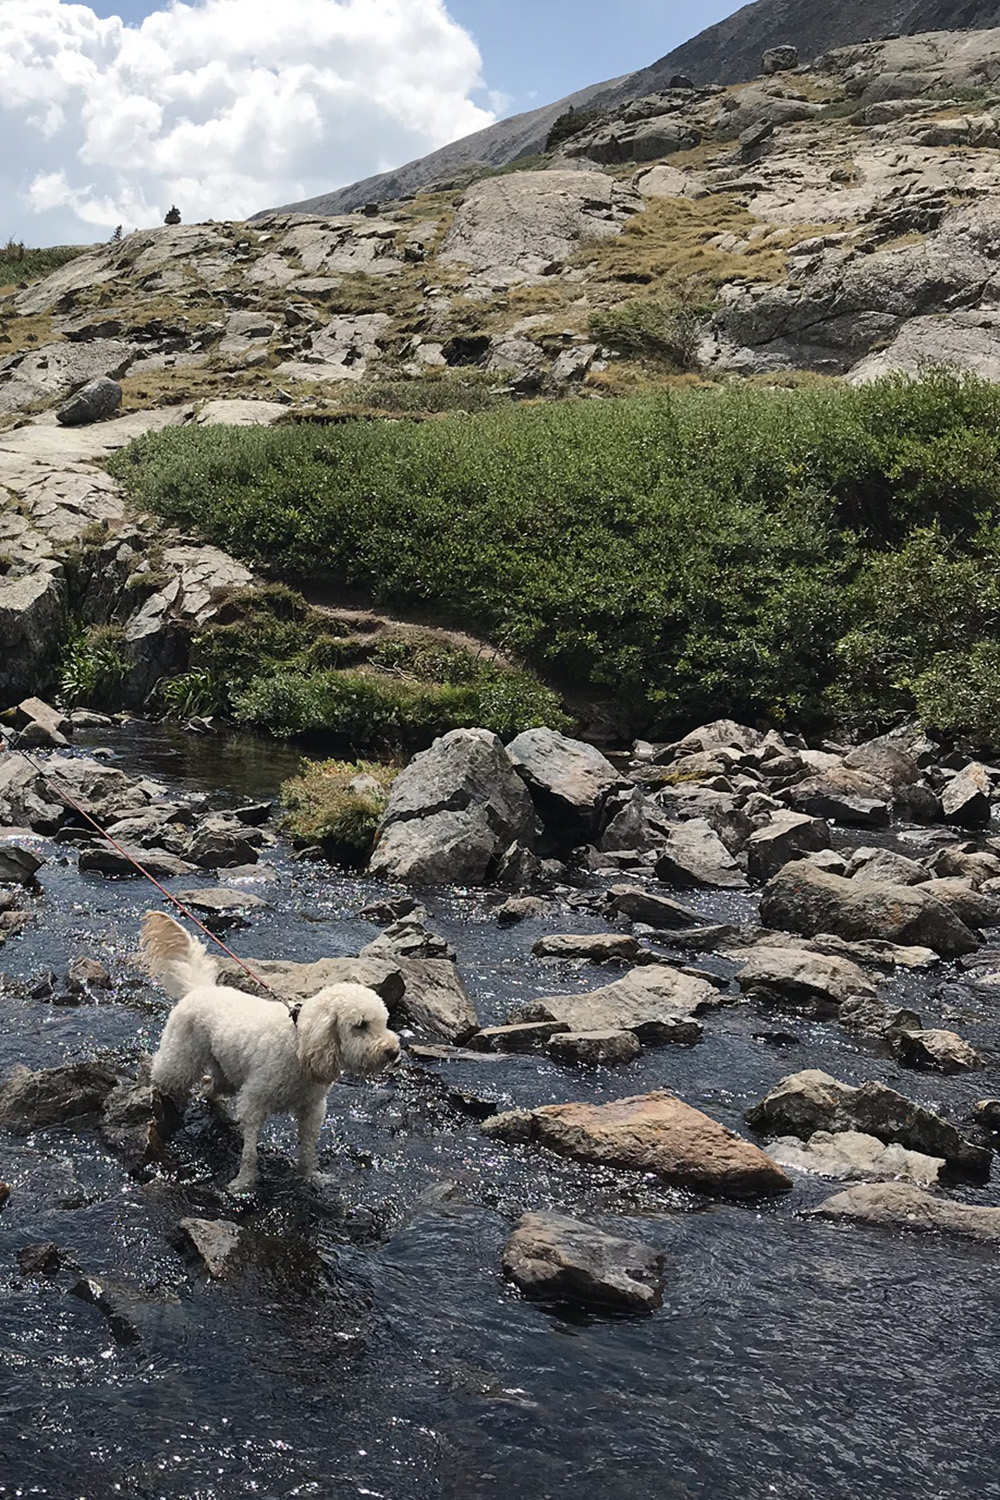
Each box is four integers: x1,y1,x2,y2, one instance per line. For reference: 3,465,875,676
354,1020,369,1032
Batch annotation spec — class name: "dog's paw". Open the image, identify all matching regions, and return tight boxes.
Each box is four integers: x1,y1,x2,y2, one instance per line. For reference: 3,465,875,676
225,1175,257,1196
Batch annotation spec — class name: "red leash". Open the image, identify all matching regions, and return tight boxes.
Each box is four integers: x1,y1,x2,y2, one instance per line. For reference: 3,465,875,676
1,729,287,1004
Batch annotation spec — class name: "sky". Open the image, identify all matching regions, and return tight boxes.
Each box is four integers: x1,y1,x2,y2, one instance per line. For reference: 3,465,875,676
0,0,746,246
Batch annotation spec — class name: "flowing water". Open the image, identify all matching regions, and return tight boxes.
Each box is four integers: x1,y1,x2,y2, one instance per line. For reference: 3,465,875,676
1,726,999,1500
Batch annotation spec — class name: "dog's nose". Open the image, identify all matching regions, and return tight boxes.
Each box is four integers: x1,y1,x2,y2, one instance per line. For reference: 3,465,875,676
383,1040,401,1061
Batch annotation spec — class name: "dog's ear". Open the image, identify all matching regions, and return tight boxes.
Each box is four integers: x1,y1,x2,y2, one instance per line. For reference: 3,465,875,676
297,999,343,1085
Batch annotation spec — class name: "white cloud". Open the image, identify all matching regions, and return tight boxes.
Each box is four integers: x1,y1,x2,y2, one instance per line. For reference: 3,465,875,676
0,0,494,243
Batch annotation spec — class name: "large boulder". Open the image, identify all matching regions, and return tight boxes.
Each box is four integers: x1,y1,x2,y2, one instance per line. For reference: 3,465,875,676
809,1182,1000,1244
940,762,992,828
653,819,748,890
758,863,979,958
0,568,66,706
370,729,534,885
484,1091,792,1199
502,1212,664,1312
746,1069,990,1176
0,1062,118,1129
56,376,123,426
607,884,703,928
746,810,831,882
506,728,620,842
893,1028,984,1074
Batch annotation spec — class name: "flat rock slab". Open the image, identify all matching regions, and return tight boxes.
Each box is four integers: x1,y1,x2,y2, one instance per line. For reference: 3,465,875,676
469,1021,569,1054
736,946,876,1012
173,887,268,914
607,884,702,928
809,1182,1000,1244
770,1130,944,1187
502,1211,664,1312
484,1090,792,1199
521,964,719,1044
532,933,640,962
79,845,198,878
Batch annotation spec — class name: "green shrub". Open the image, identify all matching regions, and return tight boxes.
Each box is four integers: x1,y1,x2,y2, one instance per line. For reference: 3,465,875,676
108,369,1000,736
0,240,84,288
545,107,602,152
280,758,397,865
911,644,1000,750
58,628,127,710
158,669,227,720
589,298,702,369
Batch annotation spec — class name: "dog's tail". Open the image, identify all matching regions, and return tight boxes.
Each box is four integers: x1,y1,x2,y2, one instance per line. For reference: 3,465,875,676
140,910,218,1000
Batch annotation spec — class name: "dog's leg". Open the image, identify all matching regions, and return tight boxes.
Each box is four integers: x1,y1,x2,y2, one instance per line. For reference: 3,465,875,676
294,1093,328,1182
228,1092,268,1193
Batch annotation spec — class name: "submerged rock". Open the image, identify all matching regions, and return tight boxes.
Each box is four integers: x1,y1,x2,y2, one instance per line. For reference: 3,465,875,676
178,1218,242,1278
502,1212,664,1312
531,933,640,963
547,1029,642,1066
484,1091,792,1198
809,1182,1000,1243
0,1061,118,1130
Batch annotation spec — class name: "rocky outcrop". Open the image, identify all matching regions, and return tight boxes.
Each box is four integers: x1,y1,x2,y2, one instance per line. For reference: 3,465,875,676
484,1090,793,1198
369,729,535,886
502,1212,664,1312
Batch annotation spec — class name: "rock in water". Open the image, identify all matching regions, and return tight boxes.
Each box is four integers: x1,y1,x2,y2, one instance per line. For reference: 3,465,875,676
940,762,991,827
0,844,44,883
654,818,748,889
502,1212,664,1312
746,1069,990,1176
893,1028,984,1074
178,1218,242,1277
484,1091,792,1198
506,727,620,842
369,728,534,885
736,946,876,1012
0,1061,118,1129
770,1130,943,1187
809,1182,1000,1243
759,863,978,958
531,933,640,962
746,810,831,882
547,1029,641,1066
519,963,720,1044
56,376,122,426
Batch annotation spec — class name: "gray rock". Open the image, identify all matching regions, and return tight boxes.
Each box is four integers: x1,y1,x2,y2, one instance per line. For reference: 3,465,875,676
547,1029,641,1066
78,844,198,878
12,696,70,748
941,762,992,828
846,847,927,886
736,946,875,1012
607,884,702,928
370,729,534,885
746,810,831,882
186,824,260,868
759,863,979,958
502,1212,664,1312
838,994,922,1037
178,1218,242,1277
654,818,748,890
172,887,268,916
809,1182,1000,1244
495,896,550,925
893,1028,984,1074
0,1061,118,1129
843,737,920,790
532,933,640,963
0,843,43,883
919,877,1000,931
470,1021,570,1054
770,1129,943,1187
761,46,799,73
56,377,123,426
360,919,456,962
746,1069,990,1176
507,728,620,841
518,963,720,1044
0,569,67,708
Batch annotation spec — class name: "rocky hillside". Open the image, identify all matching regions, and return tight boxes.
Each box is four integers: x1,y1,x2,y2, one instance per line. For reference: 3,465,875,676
8,28,1000,738
263,0,1000,217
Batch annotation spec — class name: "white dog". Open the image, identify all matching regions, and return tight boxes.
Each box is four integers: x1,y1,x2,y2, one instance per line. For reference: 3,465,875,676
142,911,401,1193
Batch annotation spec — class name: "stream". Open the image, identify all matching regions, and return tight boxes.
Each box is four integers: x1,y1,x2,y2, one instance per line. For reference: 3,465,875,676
1,725,999,1500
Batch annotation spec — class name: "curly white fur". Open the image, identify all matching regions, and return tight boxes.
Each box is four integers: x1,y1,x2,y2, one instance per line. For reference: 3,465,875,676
142,911,401,1192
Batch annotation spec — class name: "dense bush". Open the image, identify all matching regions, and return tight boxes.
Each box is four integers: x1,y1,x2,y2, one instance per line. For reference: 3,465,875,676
58,628,127,710
590,298,702,369
280,758,397,864
108,370,1000,742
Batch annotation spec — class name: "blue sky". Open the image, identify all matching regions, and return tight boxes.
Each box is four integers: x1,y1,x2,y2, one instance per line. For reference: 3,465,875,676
3,0,745,243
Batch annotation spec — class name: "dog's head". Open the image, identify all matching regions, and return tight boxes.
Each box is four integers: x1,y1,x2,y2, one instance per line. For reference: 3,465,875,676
296,984,401,1086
